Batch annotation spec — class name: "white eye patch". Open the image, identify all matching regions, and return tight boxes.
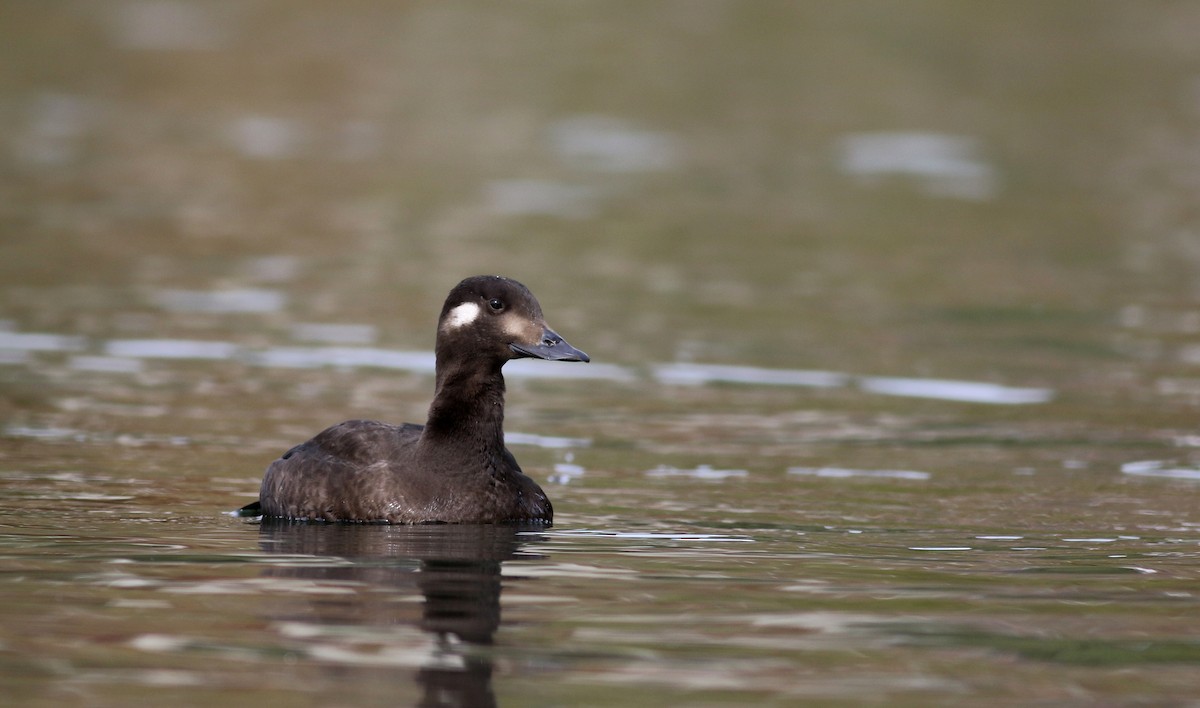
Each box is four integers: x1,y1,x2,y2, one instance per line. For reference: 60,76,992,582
442,302,482,330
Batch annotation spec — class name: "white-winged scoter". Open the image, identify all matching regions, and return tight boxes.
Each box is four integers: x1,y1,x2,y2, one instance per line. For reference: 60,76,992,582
242,275,588,524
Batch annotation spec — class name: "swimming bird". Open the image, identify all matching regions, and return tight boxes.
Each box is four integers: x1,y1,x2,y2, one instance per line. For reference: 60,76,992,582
242,275,588,524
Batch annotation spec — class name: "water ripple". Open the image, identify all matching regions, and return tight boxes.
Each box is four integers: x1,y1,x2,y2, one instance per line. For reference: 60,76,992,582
104,338,240,360
653,363,847,388
153,288,286,314
837,131,998,201
858,376,1053,404
788,467,931,481
645,464,749,481
546,529,754,543
1121,460,1200,481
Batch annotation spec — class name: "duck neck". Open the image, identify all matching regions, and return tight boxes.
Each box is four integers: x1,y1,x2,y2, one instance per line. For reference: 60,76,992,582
423,357,508,453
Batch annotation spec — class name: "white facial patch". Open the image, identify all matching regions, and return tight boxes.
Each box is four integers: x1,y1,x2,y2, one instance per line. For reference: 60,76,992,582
504,316,530,339
443,302,482,331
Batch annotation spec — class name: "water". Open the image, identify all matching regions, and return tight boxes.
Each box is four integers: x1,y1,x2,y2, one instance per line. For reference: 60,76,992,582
4,2,1200,705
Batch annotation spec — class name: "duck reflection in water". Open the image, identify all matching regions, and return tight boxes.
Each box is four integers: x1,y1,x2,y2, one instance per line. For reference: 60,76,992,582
256,520,546,707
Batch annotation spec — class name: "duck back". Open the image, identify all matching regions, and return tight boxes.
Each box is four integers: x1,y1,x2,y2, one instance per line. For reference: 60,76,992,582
258,419,553,524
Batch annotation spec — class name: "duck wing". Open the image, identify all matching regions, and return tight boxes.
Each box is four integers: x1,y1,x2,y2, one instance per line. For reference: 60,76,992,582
254,419,424,522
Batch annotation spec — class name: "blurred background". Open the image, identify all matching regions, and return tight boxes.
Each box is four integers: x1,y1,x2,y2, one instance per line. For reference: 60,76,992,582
6,1,1199,386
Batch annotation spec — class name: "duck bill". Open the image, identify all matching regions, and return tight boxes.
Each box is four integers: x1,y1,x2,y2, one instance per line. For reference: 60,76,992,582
510,327,590,362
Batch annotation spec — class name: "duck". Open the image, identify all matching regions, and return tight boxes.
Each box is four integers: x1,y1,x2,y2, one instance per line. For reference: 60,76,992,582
241,275,588,524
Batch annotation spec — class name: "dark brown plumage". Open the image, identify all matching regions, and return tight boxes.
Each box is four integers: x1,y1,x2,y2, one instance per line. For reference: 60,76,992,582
243,275,588,524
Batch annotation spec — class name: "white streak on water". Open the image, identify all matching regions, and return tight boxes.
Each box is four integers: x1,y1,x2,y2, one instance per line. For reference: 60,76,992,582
788,467,930,481
549,116,681,173
838,131,998,201
247,347,435,372
505,359,635,381
227,116,306,159
547,463,587,485
545,529,753,542
654,363,1051,405
645,464,749,481
105,339,240,360
153,288,285,313
653,363,847,388
5,425,83,440
858,376,1053,404
0,332,86,351
1121,460,1200,481
486,179,598,219
128,634,191,653
505,432,591,449
110,1,228,50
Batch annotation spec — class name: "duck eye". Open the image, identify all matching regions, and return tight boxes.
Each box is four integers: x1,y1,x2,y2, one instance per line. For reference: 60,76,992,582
488,298,505,312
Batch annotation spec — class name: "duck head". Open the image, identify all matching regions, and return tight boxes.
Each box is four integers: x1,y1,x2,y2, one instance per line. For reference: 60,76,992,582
436,275,589,366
